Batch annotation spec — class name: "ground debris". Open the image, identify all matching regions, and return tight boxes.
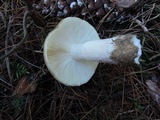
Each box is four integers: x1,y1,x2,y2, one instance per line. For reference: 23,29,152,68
0,0,160,119
146,79,160,107
115,0,138,8
12,75,38,96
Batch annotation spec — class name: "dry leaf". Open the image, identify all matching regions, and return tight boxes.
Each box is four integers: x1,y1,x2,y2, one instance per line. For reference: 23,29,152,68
115,0,137,8
146,80,160,106
12,76,38,96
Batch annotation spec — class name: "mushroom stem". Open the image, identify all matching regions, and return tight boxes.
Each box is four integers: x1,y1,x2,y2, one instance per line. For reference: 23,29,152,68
71,34,142,64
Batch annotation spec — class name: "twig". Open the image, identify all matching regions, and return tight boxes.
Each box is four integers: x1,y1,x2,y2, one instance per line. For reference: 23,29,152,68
150,53,160,60
96,8,114,30
134,18,148,32
16,54,45,71
23,0,46,27
23,0,33,10
5,17,13,82
0,10,30,60
129,15,148,32
0,0,46,60
0,77,12,87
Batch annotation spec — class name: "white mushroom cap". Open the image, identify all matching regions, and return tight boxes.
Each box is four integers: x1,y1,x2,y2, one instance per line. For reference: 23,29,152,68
43,17,99,86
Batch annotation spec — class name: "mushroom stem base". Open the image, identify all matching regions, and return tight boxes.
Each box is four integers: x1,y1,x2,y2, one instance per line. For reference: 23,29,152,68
71,34,142,64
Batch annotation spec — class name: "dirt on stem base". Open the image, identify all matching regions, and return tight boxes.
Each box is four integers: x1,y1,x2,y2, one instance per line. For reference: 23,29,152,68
110,34,138,65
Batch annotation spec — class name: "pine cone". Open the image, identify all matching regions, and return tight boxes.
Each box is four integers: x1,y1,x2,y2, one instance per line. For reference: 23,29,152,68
33,0,139,22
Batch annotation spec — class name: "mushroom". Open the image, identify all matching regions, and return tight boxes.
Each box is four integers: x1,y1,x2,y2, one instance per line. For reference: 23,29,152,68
43,17,142,86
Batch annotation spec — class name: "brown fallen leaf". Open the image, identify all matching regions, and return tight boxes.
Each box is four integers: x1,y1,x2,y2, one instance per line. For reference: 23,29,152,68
12,76,38,96
115,0,138,8
146,80,160,107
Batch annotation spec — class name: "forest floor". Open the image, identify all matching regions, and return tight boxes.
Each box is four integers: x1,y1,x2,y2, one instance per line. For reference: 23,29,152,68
0,0,160,120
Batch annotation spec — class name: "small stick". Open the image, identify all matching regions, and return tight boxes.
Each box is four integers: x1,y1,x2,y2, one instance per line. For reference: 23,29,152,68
129,15,148,32
134,18,148,32
0,0,46,60
5,17,13,81
0,11,30,60
96,8,114,30
23,0,46,27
